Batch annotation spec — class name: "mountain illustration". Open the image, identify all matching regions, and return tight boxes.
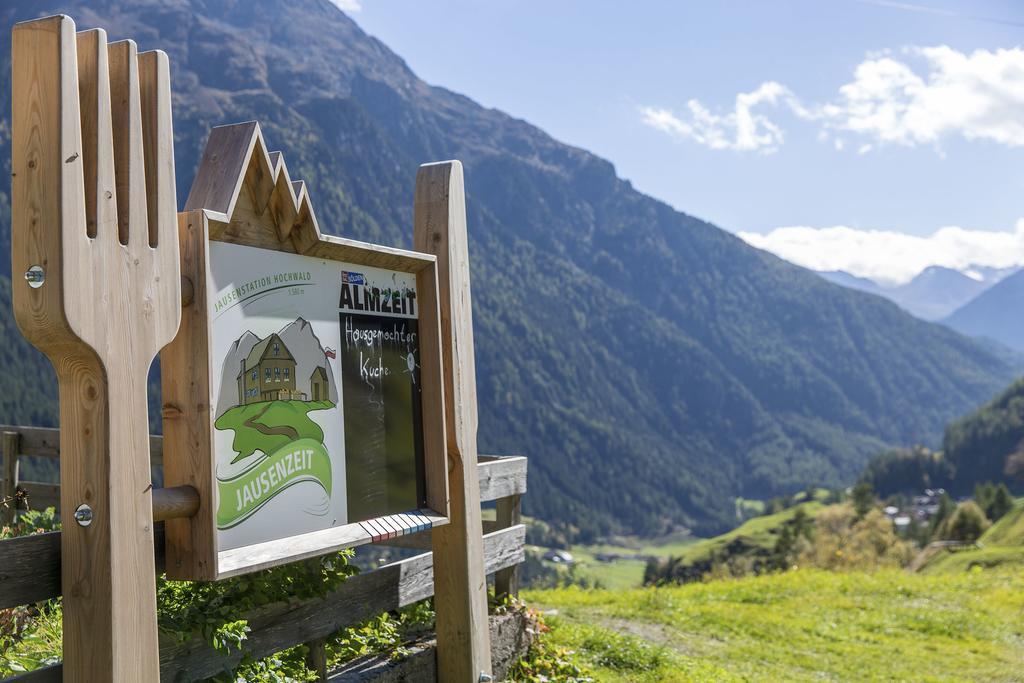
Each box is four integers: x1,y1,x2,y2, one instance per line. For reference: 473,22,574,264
218,318,337,418
277,317,339,404
215,330,262,418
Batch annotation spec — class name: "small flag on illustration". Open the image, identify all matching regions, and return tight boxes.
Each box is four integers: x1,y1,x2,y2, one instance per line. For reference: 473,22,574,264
324,347,336,359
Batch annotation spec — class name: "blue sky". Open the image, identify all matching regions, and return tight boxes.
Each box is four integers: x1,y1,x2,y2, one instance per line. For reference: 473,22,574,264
343,0,1024,284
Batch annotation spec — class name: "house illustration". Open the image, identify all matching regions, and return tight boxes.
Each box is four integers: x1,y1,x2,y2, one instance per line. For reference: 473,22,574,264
237,333,304,404
310,366,328,401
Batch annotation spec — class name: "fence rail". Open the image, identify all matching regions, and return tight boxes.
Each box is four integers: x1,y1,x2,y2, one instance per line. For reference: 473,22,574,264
0,425,528,682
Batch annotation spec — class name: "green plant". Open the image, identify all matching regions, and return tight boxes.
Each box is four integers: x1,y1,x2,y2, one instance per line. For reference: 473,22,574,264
508,609,593,682
0,600,62,678
0,506,60,539
158,550,358,657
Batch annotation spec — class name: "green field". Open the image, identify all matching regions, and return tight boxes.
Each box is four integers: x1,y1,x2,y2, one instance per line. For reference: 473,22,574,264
923,498,1024,574
525,567,1024,681
214,400,334,462
565,501,823,590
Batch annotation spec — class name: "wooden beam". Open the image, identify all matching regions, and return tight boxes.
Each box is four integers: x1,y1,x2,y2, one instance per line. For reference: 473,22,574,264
151,485,200,522
0,425,163,467
0,530,62,609
2,432,19,524
0,523,169,613
494,494,522,600
477,456,527,501
5,666,61,683
161,210,218,580
414,160,492,681
305,637,328,682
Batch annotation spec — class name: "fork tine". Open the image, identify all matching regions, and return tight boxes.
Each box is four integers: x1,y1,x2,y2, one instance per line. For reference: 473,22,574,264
107,39,147,248
137,49,176,249
76,29,117,241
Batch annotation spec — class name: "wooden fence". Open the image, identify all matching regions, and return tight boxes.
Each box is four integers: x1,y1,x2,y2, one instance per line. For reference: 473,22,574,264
0,425,527,682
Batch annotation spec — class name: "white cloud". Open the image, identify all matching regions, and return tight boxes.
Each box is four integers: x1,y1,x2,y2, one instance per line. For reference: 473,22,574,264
820,46,1024,147
643,46,1024,152
640,82,801,153
327,0,362,12
739,222,1024,285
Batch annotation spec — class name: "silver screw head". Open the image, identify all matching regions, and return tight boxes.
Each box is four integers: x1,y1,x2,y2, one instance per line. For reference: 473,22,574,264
73,503,93,527
24,265,44,288
478,674,494,682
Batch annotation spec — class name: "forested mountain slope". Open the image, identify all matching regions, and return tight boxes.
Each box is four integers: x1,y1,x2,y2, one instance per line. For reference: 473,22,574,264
0,0,1017,536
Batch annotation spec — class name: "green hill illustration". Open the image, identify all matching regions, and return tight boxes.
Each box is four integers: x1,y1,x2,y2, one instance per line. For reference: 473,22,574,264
213,319,338,529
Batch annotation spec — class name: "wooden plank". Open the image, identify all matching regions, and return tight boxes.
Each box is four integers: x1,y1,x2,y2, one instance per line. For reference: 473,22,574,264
3,432,19,524
0,531,61,608
0,525,167,612
494,494,522,600
328,610,532,683
17,481,59,511
478,456,527,502
418,261,448,516
183,122,259,217
158,525,524,681
306,637,328,682
414,160,493,680
216,509,447,578
0,426,59,459
161,210,218,580
4,666,62,683
0,425,163,466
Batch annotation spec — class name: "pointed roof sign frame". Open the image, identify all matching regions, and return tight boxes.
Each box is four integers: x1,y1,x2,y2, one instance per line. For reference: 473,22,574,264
161,121,449,580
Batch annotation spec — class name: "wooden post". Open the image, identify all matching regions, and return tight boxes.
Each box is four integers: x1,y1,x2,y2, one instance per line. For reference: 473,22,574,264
414,161,492,681
2,431,20,524
494,493,522,600
305,637,328,681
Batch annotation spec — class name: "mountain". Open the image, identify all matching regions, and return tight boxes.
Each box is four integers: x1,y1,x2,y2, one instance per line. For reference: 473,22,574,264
943,376,1024,491
887,266,988,321
816,271,885,297
943,270,1024,352
0,0,1019,538
818,266,1002,321
862,377,1024,497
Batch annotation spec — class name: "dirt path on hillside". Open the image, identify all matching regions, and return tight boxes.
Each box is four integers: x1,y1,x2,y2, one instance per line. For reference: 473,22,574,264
243,403,299,440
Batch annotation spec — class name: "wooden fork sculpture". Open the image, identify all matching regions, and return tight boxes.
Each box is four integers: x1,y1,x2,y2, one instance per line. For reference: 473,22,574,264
12,16,180,681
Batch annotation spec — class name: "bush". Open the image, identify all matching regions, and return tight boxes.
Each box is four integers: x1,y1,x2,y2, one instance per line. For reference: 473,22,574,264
939,501,990,543
799,505,912,570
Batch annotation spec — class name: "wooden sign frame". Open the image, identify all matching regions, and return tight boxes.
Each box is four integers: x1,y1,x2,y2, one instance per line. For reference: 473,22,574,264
161,121,449,580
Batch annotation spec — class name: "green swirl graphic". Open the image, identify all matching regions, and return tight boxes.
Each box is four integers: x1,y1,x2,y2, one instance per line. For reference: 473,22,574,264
217,437,332,529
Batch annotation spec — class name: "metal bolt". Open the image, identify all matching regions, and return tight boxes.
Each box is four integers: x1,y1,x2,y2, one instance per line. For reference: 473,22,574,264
479,674,493,682
73,503,93,527
24,265,44,288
